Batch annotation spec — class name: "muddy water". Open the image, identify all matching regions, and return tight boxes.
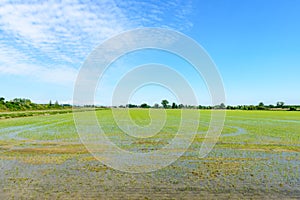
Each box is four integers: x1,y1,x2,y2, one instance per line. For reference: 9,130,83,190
0,146,299,199
0,111,299,199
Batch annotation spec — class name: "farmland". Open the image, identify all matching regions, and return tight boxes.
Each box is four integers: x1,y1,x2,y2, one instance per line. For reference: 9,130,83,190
0,109,299,199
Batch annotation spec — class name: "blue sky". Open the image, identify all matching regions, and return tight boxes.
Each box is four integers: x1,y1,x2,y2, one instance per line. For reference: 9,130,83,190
0,0,299,105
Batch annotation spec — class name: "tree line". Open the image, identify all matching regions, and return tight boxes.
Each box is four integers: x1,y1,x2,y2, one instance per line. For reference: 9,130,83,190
119,100,299,111
0,97,71,111
226,102,299,111
1,97,299,112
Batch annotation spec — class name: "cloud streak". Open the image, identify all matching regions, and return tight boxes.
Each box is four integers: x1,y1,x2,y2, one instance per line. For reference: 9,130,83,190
0,0,193,87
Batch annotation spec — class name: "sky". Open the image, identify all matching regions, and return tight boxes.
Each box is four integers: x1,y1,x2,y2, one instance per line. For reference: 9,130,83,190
0,0,299,106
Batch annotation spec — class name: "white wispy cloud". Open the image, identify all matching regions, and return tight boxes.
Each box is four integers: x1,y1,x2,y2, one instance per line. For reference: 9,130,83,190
0,44,77,85
0,0,194,88
114,0,194,30
0,0,130,86
0,0,130,64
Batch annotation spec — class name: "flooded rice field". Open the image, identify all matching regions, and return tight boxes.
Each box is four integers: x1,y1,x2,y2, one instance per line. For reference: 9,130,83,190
0,110,299,199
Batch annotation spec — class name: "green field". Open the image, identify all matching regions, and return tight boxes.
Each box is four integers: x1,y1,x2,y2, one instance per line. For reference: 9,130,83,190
0,109,299,199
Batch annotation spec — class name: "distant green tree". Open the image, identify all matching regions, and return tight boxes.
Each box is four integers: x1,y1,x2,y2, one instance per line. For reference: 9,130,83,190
0,97,6,110
140,103,150,108
24,99,31,105
249,105,256,110
49,100,52,107
161,100,169,108
276,101,285,108
226,105,232,109
220,103,226,109
54,101,59,108
171,102,178,109
257,102,265,110
213,103,226,109
268,104,275,109
0,97,66,111
126,104,138,108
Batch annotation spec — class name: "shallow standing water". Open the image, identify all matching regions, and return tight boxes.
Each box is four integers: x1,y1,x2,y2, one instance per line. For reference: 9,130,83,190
0,110,299,199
